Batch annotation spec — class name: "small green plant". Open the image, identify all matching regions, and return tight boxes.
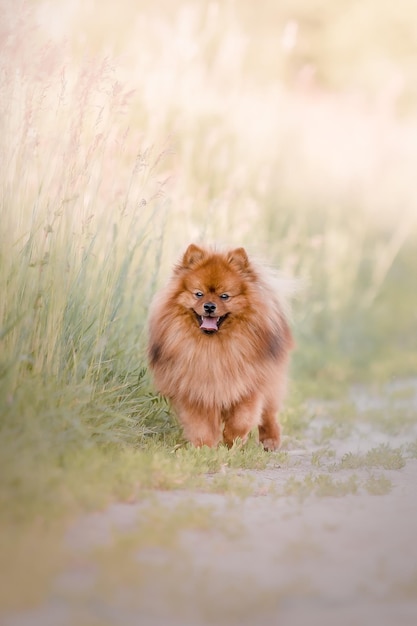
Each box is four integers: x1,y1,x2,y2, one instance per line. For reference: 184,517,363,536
311,448,336,467
364,474,392,495
284,473,359,500
406,440,417,459
338,444,405,471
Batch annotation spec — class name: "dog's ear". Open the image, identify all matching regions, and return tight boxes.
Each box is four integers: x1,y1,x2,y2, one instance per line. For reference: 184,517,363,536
227,247,249,271
181,244,207,268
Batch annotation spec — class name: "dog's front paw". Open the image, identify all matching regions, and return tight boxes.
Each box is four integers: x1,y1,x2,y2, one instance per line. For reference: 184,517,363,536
261,437,281,452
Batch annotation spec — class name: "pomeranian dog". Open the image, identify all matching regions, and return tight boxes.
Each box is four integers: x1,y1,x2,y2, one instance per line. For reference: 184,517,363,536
147,244,294,450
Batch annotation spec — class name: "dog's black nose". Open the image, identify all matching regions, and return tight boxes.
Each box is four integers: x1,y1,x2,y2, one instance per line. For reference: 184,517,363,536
203,302,216,314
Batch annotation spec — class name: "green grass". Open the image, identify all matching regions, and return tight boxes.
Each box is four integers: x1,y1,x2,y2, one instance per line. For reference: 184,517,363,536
284,473,359,500
311,448,336,467
283,470,395,499
364,474,393,496
337,444,406,471
406,440,417,459
1,0,417,536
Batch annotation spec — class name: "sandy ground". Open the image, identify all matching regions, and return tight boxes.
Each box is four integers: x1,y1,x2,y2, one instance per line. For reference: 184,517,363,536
3,380,417,626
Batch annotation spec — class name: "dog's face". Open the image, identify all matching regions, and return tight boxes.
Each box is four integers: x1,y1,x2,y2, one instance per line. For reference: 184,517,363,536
175,244,253,334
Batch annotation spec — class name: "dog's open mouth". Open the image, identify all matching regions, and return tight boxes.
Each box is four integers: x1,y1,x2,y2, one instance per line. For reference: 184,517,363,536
194,312,228,333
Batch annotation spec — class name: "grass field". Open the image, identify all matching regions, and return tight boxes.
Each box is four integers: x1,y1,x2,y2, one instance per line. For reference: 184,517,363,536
1,0,417,535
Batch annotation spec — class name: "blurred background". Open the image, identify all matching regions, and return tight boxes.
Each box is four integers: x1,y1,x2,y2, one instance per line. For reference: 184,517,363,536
1,0,417,515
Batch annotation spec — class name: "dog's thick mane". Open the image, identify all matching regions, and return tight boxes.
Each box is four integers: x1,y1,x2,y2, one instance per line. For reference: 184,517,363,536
148,245,294,409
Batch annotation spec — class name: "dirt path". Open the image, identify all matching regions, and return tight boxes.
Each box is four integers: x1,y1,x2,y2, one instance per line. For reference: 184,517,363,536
4,380,417,626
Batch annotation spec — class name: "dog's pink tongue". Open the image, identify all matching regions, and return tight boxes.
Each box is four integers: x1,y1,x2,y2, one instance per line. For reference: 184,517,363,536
200,316,219,331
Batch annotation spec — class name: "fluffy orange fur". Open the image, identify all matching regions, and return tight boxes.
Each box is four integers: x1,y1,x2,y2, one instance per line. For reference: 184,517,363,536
147,244,294,450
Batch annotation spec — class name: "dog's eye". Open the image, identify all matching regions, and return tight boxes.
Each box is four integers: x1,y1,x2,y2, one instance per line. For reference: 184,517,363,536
194,291,204,298
220,293,230,300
